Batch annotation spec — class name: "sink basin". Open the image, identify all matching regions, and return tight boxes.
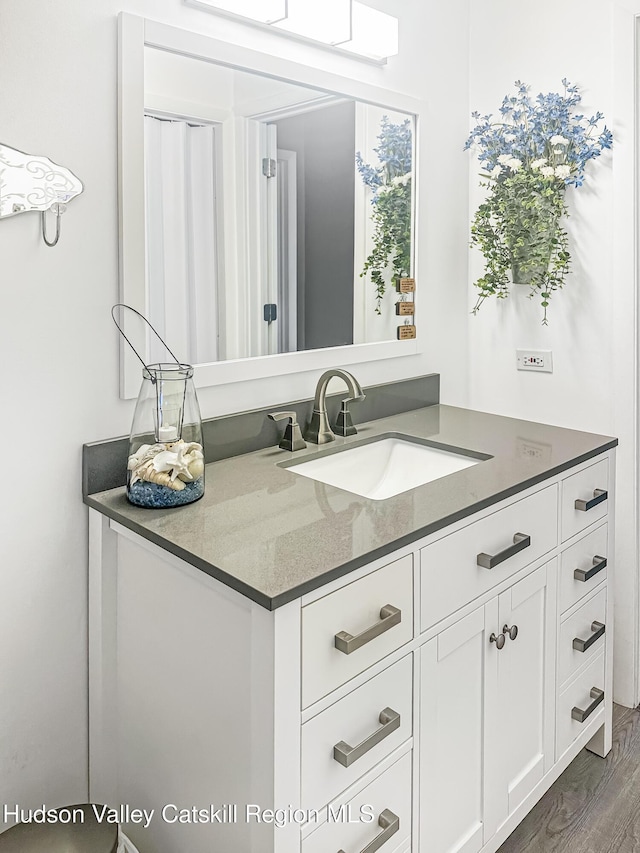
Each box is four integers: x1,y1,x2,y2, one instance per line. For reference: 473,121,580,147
284,434,490,500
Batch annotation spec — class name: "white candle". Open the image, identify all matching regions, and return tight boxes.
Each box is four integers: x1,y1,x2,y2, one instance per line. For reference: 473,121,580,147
158,425,178,442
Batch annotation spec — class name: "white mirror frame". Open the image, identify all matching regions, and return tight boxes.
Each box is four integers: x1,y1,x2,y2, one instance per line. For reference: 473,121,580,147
118,12,423,399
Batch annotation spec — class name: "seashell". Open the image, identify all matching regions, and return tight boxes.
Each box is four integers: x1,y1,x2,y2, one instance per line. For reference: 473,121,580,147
127,442,166,485
179,456,204,482
127,443,160,470
136,461,186,490
152,444,193,482
182,441,204,455
128,439,204,488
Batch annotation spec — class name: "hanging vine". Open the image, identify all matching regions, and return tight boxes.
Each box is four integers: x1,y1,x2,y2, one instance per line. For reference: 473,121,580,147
356,117,413,314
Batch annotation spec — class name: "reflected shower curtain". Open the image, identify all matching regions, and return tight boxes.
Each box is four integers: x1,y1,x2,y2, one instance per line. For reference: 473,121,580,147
144,116,219,364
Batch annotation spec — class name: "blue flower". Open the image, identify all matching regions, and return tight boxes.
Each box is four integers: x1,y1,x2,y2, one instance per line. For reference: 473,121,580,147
465,80,612,188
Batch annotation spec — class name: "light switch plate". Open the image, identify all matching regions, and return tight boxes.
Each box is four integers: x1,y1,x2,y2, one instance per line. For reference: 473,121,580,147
516,349,553,373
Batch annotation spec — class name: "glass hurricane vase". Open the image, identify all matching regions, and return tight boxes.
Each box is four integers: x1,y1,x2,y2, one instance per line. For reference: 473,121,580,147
126,363,205,508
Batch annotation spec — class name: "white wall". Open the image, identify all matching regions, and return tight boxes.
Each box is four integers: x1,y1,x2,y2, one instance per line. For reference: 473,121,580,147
467,0,639,705
0,0,470,817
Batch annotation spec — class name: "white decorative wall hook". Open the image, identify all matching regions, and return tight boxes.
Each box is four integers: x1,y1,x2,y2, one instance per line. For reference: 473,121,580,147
0,142,84,247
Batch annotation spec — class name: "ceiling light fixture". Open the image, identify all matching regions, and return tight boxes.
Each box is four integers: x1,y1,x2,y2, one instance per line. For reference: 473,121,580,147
341,2,399,62
184,0,399,63
272,0,352,46
188,0,287,24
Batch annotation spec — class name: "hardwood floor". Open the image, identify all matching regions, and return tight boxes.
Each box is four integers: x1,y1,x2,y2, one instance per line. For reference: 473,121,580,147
498,704,640,853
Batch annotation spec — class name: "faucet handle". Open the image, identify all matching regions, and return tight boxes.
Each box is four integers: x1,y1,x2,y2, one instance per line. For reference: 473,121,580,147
268,411,307,452
334,393,365,438
343,392,366,404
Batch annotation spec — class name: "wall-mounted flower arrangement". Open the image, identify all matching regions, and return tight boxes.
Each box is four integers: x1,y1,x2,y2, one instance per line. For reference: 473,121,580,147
465,80,612,323
356,117,412,314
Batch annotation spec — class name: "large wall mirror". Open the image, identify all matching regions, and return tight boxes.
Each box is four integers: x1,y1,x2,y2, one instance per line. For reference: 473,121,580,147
118,14,422,398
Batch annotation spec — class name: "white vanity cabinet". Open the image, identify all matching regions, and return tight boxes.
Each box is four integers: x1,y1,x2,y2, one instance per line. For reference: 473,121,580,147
88,449,614,853
420,563,555,853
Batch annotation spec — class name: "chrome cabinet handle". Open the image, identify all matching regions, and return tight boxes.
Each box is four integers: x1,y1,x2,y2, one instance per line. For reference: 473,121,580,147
490,631,506,650
337,809,399,853
572,687,604,723
574,489,608,512
477,533,531,569
503,624,518,641
573,621,605,653
334,605,401,655
333,708,400,767
574,555,607,583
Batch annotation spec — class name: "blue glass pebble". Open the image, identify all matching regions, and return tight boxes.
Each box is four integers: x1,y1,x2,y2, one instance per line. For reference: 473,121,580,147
127,477,204,508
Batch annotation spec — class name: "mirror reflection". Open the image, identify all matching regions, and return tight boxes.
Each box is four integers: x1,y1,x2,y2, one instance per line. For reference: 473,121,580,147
143,46,415,364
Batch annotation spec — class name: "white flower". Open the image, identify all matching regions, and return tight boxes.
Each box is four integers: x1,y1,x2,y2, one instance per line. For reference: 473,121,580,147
555,165,571,179
498,154,512,165
390,172,411,186
490,165,502,179
507,158,522,172
550,135,569,146
531,158,548,169
540,166,555,178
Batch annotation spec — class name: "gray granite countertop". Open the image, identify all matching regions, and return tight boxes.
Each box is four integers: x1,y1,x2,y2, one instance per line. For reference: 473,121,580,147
85,405,617,610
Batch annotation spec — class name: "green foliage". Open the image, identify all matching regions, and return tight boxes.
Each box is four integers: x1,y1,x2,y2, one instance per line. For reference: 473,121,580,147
356,118,413,314
471,169,570,324
361,182,412,313
467,81,612,324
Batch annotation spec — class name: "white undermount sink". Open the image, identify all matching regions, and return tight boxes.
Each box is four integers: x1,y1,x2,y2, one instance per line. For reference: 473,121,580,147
285,434,489,500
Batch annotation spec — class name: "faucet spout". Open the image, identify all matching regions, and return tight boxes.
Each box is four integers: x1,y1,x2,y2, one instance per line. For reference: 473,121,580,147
305,369,365,444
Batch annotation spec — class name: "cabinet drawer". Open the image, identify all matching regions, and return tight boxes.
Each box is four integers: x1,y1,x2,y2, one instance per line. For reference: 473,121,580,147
559,524,608,614
421,485,557,631
302,556,413,708
561,458,609,542
556,651,605,758
558,588,607,686
302,655,412,811
303,752,412,853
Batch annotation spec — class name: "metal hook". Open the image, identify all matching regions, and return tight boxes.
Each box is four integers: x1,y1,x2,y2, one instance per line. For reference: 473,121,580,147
111,303,182,377
41,202,66,247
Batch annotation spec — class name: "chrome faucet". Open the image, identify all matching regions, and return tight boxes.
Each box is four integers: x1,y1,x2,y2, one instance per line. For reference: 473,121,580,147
305,369,365,444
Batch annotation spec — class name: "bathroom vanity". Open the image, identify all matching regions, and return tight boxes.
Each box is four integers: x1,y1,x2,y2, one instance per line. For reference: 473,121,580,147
85,401,615,853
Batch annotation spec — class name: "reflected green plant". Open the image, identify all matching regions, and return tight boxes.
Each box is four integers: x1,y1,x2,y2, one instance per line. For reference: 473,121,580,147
356,117,412,314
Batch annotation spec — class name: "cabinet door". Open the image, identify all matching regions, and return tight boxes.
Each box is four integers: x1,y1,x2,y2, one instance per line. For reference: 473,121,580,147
419,601,496,853
484,563,555,837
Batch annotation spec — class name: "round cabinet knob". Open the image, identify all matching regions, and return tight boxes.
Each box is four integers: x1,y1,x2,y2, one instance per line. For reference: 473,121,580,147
503,624,518,641
490,632,506,650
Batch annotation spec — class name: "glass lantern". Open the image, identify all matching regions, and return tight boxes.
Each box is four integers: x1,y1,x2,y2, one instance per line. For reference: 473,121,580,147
112,304,206,509
126,363,205,508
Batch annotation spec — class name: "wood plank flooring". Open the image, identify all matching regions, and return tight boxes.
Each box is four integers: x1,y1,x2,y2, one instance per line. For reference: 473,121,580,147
498,704,640,853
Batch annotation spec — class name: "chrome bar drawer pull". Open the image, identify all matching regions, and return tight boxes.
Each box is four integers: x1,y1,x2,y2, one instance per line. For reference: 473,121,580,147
333,708,401,767
573,621,606,653
337,809,399,853
334,605,401,655
574,555,607,583
477,533,531,570
575,489,608,512
571,687,604,723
